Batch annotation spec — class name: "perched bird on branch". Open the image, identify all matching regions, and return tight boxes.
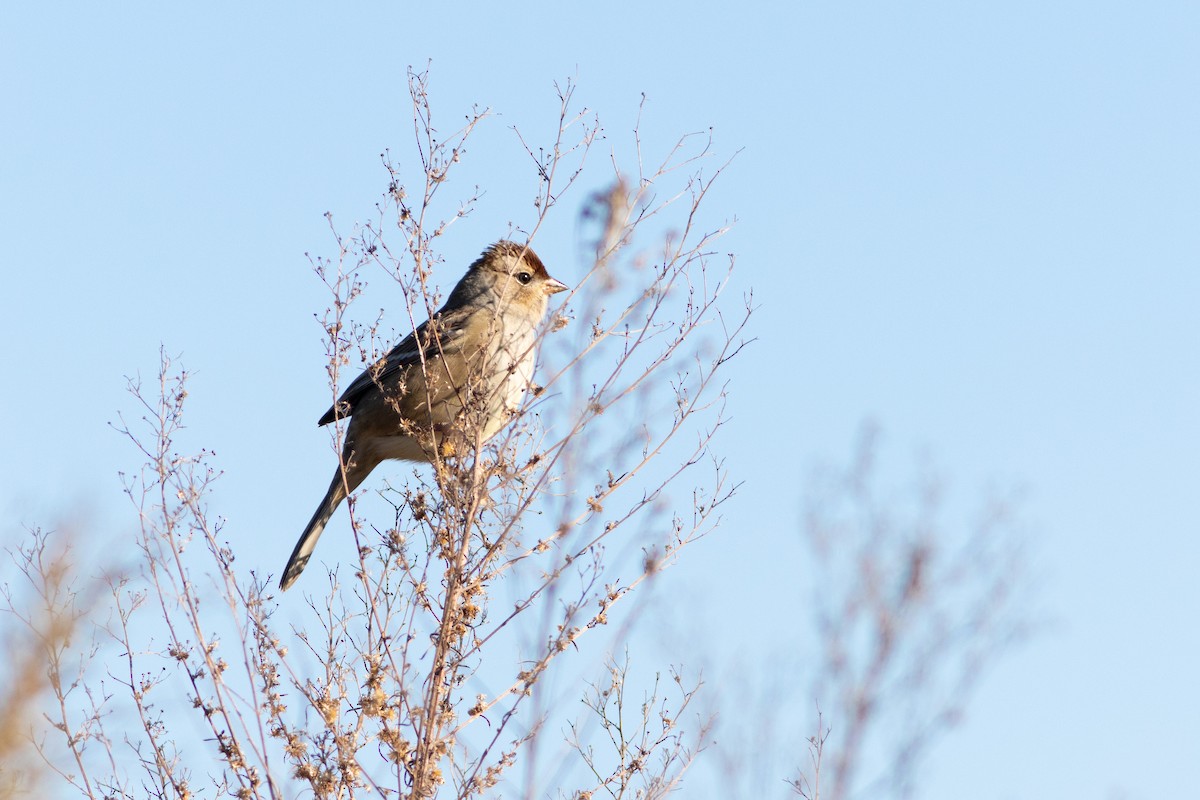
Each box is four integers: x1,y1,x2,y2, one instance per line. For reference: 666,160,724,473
280,241,568,591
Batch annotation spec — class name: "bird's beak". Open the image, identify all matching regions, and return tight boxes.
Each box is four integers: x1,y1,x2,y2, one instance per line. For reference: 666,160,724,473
544,276,569,295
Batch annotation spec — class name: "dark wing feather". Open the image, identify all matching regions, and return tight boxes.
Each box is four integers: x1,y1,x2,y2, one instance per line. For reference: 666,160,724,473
317,316,464,426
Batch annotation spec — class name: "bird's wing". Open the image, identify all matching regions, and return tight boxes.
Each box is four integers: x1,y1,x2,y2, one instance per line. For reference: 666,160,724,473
317,315,466,426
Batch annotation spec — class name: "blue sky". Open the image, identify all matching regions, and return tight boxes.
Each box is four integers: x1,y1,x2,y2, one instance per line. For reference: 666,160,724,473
3,3,1198,797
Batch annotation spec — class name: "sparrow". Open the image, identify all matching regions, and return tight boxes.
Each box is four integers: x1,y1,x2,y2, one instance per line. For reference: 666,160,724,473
280,241,568,590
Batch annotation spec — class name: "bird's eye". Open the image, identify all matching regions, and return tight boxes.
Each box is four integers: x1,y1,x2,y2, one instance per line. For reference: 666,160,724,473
516,271,533,285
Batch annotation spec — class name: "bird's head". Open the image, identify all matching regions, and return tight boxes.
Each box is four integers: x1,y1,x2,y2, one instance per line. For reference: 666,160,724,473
468,240,568,318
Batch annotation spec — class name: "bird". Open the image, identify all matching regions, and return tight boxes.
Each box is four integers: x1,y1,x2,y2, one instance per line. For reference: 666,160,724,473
280,241,568,591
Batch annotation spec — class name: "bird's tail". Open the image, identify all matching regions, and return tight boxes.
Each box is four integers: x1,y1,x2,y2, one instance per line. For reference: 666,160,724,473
280,468,353,591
